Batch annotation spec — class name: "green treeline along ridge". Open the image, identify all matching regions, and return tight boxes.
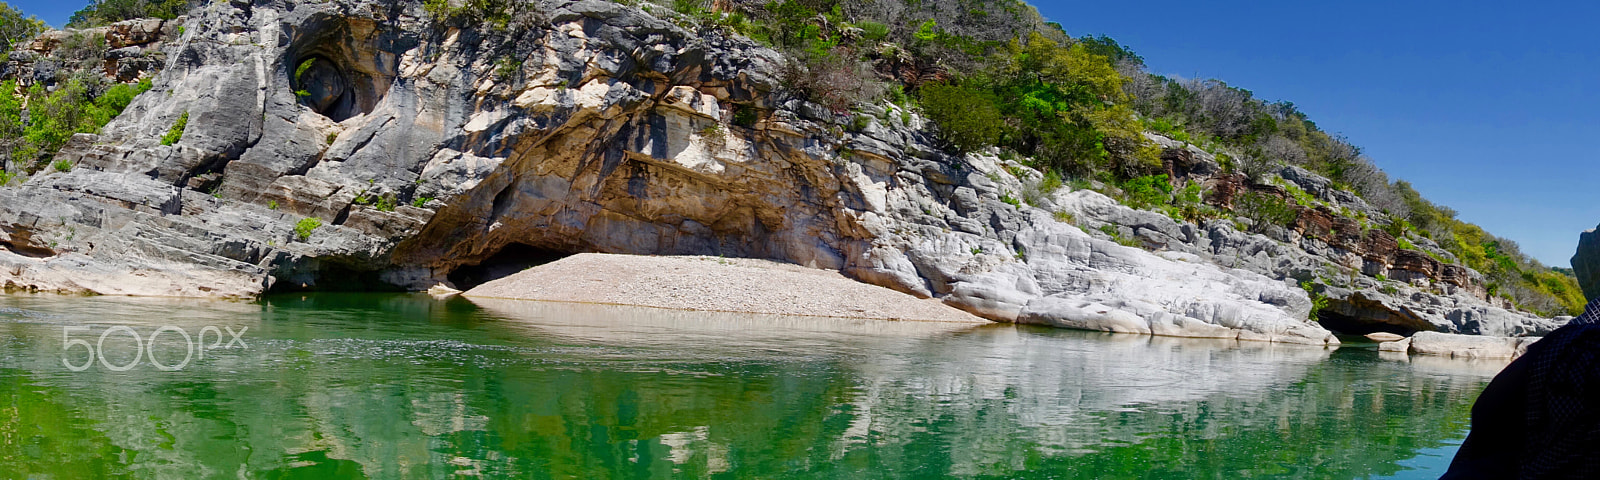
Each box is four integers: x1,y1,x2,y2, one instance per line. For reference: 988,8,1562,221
0,0,1581,316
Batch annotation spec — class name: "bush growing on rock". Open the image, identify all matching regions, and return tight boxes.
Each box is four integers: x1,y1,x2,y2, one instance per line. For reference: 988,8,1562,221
1120,174,1171,210
780,49,887,112
294,218,321,241
918,81,1000,152
1233,191,1296,234
160,110,187,146
0,76,151,172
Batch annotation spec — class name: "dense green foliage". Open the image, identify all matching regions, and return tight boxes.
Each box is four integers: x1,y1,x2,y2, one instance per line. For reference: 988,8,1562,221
917,82,1000,152
0,77,151,173
1234,191,1297,234
1119,174,1171,210
66,0,187,28
422,0,520,29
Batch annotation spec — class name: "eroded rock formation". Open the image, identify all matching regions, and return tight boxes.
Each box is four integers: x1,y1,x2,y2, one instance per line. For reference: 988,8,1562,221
0,0,1343,343
1058,139,1560,337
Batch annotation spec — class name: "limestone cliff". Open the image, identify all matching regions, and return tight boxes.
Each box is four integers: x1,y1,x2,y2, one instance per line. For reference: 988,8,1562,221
1572,228,1600,302
0,0,1344,343
1055,138,1563,338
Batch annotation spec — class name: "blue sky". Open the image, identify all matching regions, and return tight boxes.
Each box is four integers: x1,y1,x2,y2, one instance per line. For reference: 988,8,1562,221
7,0,1598,266
1035,0,1600,267
9,0,75,28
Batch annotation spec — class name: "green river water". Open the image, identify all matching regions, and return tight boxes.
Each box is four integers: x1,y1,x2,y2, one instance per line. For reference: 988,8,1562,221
0,293,1502,479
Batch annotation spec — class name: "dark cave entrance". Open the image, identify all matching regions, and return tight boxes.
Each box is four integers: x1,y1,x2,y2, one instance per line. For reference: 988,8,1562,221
1315,311,1419,337
446,244,571,290
283,15,408,122
266,263,408,294
292,54,359,121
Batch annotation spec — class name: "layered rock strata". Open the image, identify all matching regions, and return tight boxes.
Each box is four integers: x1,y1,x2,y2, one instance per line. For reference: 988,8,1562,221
0,0,1337,344
1054,138,1560,337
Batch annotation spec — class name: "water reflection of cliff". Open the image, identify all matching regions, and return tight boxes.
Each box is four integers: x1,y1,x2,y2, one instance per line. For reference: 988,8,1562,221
0,295,1491,478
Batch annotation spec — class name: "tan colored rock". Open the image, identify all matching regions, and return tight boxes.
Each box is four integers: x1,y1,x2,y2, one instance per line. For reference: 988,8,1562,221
1377,337,1410,352
1360,230,1397,263
1365,332,1405,343
426,283,461,298
1392,250,1440,279
463,253,987,323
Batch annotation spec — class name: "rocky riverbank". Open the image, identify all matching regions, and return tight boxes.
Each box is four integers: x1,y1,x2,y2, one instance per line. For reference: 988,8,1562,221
0,0,1574,349
0,0,1345,345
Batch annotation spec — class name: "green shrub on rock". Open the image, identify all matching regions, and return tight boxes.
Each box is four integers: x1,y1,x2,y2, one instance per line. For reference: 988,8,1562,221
0,77,151,172
67,0,188,28
160,111,187,146
295,218,322,241
1120,174,1171,209
919,81,1001,152
1233,191,1296,234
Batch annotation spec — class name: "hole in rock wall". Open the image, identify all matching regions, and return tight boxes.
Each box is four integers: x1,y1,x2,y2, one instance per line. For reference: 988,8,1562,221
285,16,405,122
447,244,572,290
293,55,353,119
1315,310,1418,337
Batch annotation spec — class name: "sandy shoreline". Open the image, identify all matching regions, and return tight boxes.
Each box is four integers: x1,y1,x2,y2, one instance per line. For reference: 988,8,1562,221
461,253,986,324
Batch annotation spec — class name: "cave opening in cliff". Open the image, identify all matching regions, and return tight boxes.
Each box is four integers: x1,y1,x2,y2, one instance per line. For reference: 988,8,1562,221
1315,311,1418,337
446,243,572,290
292,55,356,120
267,263,408,294
284,15,406,122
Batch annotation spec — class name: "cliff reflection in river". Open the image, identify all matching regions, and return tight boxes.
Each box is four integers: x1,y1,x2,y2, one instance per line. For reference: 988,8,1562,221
0,294,1487,478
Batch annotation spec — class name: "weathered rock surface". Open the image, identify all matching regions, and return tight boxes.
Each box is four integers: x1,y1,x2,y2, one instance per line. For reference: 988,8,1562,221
1573,227,1600,301
1381,331,1539,360
4,17,178,88
0,0,1336,344
1056,162,1558,338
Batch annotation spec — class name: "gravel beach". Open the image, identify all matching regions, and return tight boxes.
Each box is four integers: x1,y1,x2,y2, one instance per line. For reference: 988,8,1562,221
462,253,986,323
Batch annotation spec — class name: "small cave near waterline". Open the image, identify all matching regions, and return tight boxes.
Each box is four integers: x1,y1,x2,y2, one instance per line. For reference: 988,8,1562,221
1315,310,1418,337
446,244,572,290
266,263,408,294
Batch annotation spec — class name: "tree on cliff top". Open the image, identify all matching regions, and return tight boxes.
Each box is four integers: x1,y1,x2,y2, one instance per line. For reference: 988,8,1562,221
66,0,188,28
0,2,44,55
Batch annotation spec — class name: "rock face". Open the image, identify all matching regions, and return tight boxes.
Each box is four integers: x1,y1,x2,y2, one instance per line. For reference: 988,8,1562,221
1573,227,1600,301
1053,144,1557,337
1378,331,1538,360
0,0,1338,344
6,17,178,85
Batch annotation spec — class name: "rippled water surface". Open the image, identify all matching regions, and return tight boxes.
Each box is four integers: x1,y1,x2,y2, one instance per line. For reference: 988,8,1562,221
0,293,1502,478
